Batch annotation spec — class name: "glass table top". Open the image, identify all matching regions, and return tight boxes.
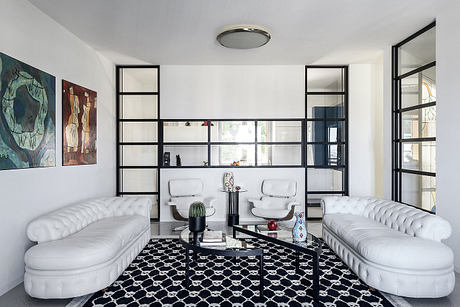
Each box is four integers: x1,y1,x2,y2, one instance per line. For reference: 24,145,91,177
179,228,255,251
234,224,322,253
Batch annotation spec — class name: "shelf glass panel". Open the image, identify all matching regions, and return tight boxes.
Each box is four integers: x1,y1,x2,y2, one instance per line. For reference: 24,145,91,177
307,168,343,191
307,144,345,166
307,121,345,143
211,144,255,166
120,95,157,119
163,145,208,166
402,172,436,212
120,68,158,92
401,106,436,139
163,121,208,143
210,121,255,142
401,66,436,109
120,122,158,142
398,27,435,76
402,141,436,173
306,95,344,119
306,68,344,92
257,121,302,142
257,144,302,166
120,169,158,193
121,145,158,166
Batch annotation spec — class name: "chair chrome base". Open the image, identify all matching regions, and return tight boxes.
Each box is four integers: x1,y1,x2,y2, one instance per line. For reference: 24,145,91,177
173,224,188,231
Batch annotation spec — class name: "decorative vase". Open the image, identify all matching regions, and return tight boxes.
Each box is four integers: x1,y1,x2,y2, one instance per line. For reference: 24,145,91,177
292,212,307,242
223,172,234,192
189,216,206,233
267,220,278,231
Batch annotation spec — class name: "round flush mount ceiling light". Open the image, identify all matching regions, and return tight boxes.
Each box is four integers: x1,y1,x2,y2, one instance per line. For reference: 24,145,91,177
217,25,271,49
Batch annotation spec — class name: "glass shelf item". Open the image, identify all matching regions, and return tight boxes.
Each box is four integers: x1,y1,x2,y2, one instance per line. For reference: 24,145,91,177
163,121,208,143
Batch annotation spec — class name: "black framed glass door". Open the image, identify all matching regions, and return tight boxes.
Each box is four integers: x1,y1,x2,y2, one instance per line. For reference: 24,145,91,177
305,66,349,220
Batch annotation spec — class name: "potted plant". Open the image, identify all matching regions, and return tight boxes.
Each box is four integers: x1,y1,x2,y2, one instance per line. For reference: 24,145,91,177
188,201,206,233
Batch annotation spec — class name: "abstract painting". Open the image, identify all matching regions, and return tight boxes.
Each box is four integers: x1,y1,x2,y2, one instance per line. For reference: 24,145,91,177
0,52,56,170
62,80,97,165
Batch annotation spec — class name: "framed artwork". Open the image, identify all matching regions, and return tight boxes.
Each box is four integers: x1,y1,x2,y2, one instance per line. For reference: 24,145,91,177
0,52,56,170
62,80,97,165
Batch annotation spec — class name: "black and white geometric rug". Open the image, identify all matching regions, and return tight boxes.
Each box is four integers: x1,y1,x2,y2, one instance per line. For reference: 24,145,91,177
82,239,394,306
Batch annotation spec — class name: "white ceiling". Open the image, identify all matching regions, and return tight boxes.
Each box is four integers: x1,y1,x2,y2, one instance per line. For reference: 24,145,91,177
27,0,443,65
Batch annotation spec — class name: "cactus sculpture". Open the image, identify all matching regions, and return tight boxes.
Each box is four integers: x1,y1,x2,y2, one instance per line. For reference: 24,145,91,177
189,202,206,218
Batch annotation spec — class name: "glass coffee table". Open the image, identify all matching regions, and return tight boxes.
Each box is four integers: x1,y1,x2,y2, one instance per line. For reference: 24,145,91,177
233,224,322,302
179,228,265,298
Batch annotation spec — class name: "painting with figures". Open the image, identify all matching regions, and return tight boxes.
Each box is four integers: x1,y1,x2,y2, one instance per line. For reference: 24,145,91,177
62,80,97,165
0,52,56,170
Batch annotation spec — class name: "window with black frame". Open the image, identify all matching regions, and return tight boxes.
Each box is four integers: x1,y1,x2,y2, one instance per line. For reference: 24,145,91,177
392,22,436,213
305,66,349,220
161,119,303,167
116,66,160,220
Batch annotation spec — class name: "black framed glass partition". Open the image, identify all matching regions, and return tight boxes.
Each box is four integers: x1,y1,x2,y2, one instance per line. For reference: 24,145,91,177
115,65,349,222
116,66,160,220
161,119,304,167
305,66,349,220
392,22,436,213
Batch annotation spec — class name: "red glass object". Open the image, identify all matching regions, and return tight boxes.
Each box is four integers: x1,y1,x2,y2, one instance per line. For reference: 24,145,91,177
267,220,278,231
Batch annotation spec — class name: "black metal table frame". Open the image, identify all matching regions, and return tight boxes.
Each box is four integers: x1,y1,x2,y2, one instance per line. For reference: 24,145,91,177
233,225,321,302
179,233,265,299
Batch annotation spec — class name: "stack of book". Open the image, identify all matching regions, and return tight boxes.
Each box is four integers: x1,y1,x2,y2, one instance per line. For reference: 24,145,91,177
200,230,226,247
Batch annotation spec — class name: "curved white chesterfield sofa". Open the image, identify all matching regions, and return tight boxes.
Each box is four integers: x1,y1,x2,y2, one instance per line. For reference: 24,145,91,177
24,197,152,299
322,196,455,298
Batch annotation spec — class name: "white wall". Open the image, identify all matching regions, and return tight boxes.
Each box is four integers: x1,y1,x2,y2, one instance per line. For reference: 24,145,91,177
349,63,385,197
160,65,306,221
159,65,384,221
161,65,305,119
382,46,393,200
160,168,305,222
0,0,115,295
436,2,460,272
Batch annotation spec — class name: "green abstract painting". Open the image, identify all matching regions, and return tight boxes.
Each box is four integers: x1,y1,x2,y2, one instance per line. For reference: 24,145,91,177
0,52,56,170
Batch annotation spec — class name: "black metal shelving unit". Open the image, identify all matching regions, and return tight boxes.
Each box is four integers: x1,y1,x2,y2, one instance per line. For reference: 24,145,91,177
116,65,160,221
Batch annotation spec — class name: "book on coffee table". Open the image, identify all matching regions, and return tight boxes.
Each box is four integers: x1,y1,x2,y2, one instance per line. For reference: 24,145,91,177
200,230,226,247
202,230,223,242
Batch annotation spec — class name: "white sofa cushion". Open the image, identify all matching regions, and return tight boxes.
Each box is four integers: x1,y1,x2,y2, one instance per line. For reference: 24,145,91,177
25,215,149,271
324,214,454,270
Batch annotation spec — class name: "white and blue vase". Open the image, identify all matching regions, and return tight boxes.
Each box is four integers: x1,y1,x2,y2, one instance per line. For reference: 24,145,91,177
292,212,307,242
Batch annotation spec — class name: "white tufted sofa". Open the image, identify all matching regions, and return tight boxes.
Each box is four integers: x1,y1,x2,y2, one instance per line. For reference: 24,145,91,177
24,197,152,299
322,196,455,298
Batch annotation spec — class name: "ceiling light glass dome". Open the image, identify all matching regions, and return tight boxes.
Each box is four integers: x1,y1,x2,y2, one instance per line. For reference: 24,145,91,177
217,26,271,49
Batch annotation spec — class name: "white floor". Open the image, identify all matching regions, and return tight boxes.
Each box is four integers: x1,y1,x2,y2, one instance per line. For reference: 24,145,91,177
1,221,459,307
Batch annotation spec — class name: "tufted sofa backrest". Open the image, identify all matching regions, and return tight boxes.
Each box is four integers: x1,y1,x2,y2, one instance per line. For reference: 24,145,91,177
27,197,151,243
322,196,451,242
